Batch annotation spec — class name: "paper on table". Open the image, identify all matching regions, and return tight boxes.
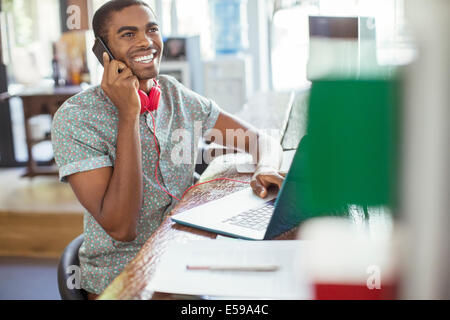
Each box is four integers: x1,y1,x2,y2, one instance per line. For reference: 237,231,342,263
215,234,242,241
146,240,312,299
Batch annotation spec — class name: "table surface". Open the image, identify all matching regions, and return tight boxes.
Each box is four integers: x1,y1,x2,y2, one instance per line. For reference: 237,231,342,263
97,90,308,300
98,161,300,300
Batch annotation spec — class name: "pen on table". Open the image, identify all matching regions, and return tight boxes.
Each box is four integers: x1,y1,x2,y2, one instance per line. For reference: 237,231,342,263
186,265,279,272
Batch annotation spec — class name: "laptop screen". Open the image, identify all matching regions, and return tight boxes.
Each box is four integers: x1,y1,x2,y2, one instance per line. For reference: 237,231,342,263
264,136,308,240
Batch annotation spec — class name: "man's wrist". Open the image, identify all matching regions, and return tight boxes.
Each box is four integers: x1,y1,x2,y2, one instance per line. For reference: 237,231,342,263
254,164,279,175
256,136,282,168
118,112,140,124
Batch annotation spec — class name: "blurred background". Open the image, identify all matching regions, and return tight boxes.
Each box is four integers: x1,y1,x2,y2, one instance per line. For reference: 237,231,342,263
0,0,448,300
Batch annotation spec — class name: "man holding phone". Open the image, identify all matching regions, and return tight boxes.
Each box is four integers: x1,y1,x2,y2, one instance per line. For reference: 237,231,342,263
51,0,284,299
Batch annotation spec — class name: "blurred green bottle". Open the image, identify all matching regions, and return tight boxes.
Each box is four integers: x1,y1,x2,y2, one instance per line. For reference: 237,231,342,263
300,74,400,217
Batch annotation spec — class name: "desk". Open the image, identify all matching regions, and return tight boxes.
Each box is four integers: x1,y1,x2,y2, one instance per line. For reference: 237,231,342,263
14,86,82,177
98,90,308,300
99,160,299,300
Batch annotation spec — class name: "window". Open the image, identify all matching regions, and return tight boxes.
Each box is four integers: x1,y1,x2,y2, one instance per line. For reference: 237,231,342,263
270,2,318,91
1,0,61,163
170,0,213,58
1,0,61,83
270,0,410,91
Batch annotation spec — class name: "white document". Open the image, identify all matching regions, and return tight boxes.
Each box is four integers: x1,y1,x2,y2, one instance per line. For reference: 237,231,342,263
146,240,312,299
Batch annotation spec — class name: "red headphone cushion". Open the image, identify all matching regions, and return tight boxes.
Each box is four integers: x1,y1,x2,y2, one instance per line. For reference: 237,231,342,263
139,81,161,114
138,89,150,114
148,85,161,112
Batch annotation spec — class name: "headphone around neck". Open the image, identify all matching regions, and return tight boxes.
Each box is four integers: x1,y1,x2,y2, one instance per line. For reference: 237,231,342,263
139,79,161,114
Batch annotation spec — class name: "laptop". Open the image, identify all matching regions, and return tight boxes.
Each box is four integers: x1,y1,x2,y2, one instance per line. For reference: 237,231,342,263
171,147,307,240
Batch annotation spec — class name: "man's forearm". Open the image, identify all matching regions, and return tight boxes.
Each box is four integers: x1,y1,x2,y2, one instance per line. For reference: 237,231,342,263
100,115,143,241
212,112,284,198
212,111,282,171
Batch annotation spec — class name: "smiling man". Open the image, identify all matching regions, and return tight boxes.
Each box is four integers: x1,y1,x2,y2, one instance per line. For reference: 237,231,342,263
51,0,284,299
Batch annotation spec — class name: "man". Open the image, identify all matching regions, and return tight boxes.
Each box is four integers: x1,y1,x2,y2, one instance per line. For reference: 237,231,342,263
51,0,284,299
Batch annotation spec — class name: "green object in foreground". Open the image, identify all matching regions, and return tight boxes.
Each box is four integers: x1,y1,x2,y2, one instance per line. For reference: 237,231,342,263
300,78,399,215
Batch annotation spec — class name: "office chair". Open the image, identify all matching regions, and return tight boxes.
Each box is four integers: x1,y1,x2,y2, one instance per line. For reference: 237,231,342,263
57,234,88,300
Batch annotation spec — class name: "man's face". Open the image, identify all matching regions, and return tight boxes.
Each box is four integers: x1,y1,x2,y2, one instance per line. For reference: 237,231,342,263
106,5,163,80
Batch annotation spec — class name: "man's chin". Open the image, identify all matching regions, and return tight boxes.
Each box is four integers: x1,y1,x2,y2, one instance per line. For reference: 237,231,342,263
129,57,161,78
134,70,159,81
136,75,156,81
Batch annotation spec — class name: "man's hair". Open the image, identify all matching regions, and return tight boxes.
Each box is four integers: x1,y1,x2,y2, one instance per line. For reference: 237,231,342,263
92,0,156,44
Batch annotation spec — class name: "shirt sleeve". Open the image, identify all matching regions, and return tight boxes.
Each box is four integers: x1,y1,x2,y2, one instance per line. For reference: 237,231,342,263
51,104,113,183
197,97,221,135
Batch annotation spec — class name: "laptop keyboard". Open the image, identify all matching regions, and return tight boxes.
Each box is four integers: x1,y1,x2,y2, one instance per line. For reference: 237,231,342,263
222,199,276,231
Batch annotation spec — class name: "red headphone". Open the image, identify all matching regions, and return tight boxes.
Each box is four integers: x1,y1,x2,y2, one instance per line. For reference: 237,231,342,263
139,79,161,114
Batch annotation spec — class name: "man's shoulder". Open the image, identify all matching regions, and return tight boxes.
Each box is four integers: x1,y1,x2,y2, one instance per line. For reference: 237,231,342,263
53,85,116,129
62,85,104,109
157,74,181,91
158,74,207,103
56,85,112,117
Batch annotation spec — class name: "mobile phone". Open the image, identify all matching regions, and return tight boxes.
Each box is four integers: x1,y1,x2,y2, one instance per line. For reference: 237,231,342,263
92,37,115,66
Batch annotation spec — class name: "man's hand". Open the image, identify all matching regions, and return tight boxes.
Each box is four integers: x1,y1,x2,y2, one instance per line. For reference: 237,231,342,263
250,166,285,198
101,52,140,119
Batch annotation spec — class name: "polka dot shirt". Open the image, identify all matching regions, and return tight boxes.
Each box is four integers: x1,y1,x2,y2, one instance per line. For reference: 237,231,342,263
51,75,221,294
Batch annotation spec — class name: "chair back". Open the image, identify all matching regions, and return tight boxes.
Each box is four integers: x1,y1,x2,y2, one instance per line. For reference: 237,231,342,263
57,234,87,300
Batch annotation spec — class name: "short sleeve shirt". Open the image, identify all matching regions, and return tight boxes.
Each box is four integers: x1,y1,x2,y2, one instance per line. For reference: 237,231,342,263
51,75,221,294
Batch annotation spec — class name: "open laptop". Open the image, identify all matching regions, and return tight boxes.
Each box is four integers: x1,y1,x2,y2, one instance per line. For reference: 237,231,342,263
171,147,307,240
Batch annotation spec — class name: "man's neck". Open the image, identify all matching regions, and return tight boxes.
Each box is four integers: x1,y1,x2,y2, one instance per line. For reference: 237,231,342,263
138,79,154,93
139,79,153,94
